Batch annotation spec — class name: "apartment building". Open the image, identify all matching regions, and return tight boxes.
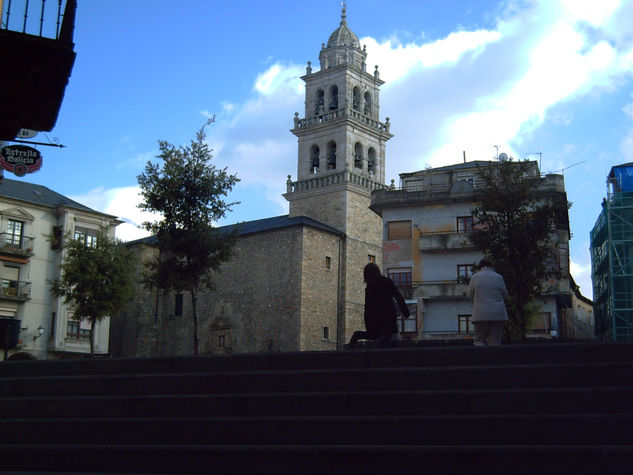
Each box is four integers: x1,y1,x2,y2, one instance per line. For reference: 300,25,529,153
370,160,575,340
0,178,120,360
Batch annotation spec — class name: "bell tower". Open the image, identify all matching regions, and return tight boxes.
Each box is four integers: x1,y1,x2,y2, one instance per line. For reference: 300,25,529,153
284,5,393,347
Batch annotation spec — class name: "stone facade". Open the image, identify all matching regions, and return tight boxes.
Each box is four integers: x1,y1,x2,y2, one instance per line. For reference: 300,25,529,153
112,219,344,355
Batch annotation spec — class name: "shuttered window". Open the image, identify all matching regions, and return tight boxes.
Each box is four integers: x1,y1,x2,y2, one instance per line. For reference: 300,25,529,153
387,220,411,240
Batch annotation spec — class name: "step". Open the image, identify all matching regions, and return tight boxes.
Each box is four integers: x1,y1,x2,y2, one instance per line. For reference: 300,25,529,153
2,342,633,378
0,444,631,474
1,414,632,446
2,361,633,397
1,386,631,418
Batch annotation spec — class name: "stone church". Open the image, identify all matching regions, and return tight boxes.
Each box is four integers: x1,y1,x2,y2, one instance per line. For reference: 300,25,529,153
110,7,393,356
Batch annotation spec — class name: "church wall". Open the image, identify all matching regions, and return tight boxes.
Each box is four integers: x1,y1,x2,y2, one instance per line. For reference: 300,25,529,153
199,226,304,354
298,228,341,350
288,187,348,232
114,226,305,357
340,191,383,343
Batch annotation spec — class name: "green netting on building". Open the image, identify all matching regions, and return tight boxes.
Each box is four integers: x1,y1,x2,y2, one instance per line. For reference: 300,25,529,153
591,189,633,341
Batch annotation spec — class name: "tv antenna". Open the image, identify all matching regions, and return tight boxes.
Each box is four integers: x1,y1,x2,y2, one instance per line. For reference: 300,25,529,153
548,161,586,176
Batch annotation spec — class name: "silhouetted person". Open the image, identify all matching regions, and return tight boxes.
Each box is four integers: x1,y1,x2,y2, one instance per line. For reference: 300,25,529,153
467,258,508,346
344,263,410,349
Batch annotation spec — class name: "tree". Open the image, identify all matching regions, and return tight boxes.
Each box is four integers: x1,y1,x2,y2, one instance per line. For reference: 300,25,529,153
137,119,239,355
470,159,566,342
51,229,136,354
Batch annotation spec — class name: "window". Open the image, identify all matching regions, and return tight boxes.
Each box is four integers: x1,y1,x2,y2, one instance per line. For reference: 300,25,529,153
218,334,225,348
315,89,324,115
397,302,417,334
174,293,183,316
325,256,331,270
388,268,412,299
1,265,19,296
529,312,552,334
458,315,473,334
456,216,473,233
67,318,90,339
352,87,361,110
6,219,23,246
367,148,376,174
387,221,411,240
363,91,372,115
456,174,475,186
368,254,376,263
327,141,337,170
74,227,98,247
310,145,320,173
354,142,363,168
323,326,330,340
457,264,474,283
329,85,338,110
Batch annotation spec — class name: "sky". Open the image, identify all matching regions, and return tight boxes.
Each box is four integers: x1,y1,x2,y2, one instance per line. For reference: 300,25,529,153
4,0,633,299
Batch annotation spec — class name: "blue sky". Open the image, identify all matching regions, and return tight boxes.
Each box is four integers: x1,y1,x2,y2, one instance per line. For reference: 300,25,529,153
5,0,633,299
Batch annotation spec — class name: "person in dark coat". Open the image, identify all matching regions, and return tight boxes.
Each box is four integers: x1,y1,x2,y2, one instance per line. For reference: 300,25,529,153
344,263,410,349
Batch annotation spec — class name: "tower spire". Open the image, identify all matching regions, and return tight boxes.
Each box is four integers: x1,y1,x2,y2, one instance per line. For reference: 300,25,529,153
340,2,347,25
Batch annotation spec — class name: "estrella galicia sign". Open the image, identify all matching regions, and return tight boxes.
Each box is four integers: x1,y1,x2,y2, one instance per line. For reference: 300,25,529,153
0,145,43,177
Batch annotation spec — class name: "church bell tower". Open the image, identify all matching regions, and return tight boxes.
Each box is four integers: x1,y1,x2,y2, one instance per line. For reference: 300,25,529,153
284,5,393,346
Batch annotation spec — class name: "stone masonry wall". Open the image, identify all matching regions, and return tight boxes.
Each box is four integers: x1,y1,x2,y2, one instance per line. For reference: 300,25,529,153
299,227,341,350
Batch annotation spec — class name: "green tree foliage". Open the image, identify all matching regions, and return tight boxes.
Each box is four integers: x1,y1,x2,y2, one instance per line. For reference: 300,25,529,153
51,230,136,354
137,120,240,355
470,160,564,342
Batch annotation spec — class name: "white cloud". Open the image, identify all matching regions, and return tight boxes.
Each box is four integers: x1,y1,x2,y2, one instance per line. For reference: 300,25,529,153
360,29,502,84
116,151,155,171
620,130,633,161
570,252,593,299
623,94,633,118
74,0,633,250
184,0,633,219
70,186,154,242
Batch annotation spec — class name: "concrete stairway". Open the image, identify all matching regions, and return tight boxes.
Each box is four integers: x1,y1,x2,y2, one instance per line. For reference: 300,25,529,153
0,342,632,473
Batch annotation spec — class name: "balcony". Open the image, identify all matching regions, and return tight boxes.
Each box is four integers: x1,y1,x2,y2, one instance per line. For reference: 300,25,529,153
394,283,413,299
419,232,475,252
414,280,469,299
0,0,77,140
292,108,391,136
0,234,35,258
0,279,32,301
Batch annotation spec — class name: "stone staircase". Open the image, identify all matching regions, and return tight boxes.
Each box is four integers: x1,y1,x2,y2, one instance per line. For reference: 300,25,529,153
0,342,632,473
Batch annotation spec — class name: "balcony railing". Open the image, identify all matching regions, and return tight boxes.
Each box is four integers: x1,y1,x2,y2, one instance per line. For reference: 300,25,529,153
0,233,34,256
292,108,391,134
286,170,388,194
414,280,468,299
395,283,413,299
2,0,69,40
0,279,31,300
419,232,475,252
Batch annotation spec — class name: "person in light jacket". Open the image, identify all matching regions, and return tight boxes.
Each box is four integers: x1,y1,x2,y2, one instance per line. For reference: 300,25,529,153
466,258,508,346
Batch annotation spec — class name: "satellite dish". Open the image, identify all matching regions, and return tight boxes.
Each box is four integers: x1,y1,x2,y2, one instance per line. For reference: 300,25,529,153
498,152,508,162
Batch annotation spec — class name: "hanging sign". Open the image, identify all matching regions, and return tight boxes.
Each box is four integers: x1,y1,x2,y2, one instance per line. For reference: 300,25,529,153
0,145,43,177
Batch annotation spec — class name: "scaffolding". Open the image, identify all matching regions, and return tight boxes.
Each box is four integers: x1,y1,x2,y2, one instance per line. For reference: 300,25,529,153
591,163,633,341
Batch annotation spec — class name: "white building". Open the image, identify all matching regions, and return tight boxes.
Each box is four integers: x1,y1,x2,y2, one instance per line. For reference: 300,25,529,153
370,160,576,341
0,178,120,360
